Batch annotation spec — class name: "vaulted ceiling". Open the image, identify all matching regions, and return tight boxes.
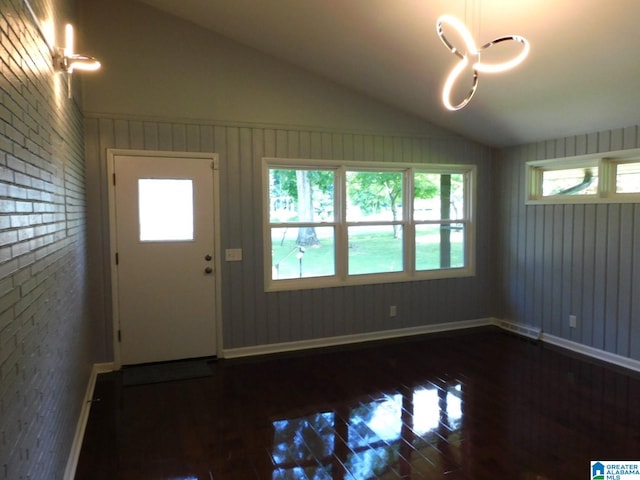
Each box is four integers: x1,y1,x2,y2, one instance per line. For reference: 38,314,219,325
138,0,640,147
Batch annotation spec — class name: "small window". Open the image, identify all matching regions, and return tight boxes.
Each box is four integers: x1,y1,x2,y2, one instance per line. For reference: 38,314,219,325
541,166,598,197
526,149,640,204
615,161,640,194
138,179,194,241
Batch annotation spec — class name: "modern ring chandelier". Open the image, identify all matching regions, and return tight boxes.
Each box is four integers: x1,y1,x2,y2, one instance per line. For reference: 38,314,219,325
436,14,529,111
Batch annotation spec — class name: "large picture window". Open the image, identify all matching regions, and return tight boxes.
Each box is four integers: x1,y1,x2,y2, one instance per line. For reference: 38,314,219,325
263,159,476,291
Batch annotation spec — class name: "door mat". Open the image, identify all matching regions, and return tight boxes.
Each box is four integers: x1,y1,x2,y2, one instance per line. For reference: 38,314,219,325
122,359,213,387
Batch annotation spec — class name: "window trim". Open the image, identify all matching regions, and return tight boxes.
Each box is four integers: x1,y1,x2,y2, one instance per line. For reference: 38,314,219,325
263,158,476,292
525,148,640,205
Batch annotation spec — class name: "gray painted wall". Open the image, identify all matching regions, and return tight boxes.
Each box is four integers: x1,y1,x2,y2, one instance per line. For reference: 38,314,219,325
85,118,496,355
80,0,497,360
80,0,640,370
0,0,92,477
496,127,640,361
79,0,455,139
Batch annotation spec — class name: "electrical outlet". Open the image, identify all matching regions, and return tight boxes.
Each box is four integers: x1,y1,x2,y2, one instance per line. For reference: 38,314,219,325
389,305,397,318
569,315,577,328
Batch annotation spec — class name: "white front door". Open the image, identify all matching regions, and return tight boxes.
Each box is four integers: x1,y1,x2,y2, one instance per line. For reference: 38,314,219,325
110,151,219,365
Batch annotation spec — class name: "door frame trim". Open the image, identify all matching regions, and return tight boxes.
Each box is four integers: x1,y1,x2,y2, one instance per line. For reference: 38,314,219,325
106,148,223,369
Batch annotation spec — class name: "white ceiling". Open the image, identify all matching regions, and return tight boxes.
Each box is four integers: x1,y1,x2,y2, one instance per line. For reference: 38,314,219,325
138,0,640,147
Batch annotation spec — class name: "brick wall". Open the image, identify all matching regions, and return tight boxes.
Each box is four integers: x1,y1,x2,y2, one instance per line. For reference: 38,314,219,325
0,0,92,478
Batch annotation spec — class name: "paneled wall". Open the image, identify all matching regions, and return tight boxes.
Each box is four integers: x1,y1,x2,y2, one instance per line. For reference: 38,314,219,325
0,0,91,478
85,115,496,357
496,126,640,361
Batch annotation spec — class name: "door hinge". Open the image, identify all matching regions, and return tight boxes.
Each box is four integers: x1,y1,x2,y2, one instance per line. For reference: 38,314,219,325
115,252,119,265
112,173,116,186
117,330,121,342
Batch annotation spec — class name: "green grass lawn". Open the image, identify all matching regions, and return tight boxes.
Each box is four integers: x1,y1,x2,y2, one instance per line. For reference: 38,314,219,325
272,230,464,279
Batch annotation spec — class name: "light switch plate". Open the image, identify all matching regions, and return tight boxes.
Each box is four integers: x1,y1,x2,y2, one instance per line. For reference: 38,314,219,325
225,248,243,261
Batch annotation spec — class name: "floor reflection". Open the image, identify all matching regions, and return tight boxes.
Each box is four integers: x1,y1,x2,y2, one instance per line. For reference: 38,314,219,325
76,330,640,479
271,382,463,479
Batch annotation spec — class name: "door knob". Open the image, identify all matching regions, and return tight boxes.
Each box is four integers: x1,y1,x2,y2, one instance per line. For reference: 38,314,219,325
204,267,213,274
205,254,212,261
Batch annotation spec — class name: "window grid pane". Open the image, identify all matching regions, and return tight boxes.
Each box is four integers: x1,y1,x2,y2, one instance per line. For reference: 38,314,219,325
413,172,465,221
541,167,598,196
348,225,403,275
415,223,465,271
269,169,334,223
616,162,640,193
271,227,335,280
346,170,403,222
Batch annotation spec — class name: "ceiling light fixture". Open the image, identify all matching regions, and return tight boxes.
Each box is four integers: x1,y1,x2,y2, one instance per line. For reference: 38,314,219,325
436,14,529,111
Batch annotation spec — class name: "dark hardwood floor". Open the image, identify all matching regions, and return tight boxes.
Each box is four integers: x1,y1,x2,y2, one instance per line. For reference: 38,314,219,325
75,328,640,479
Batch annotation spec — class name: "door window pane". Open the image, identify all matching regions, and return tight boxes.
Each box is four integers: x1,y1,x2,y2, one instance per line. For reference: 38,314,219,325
348,225,403,275
139,179,194,241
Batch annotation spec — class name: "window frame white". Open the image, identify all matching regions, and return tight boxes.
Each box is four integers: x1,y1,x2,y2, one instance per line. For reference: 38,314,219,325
525,148,640,205
263,158,476,292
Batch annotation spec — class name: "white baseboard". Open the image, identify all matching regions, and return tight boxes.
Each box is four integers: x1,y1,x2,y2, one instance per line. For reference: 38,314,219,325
541,333,640,373
64,362,115,480
495,319,640,374
222,317,494,359
494,318,542,340
224,317,640,374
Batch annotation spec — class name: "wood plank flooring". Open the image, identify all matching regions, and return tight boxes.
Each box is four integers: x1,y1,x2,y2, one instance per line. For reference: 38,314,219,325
75,328,640,479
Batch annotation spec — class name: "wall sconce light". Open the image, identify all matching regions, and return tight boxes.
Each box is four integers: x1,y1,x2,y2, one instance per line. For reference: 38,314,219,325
436,14,529,111
22,0,101,99
53,24,101,74
53,24,101,97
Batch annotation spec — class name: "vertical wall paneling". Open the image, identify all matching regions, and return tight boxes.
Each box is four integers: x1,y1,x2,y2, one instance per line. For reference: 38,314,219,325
541,205,553,333
631,206,640,359
604,204,621,353
143,121,159,149
497,126,640,362
129,120,144,149
624,126,638,149
85,116,495,356
582,204,596,346
592,204,608,349
617,204,633,357
570,204,585,343
239,127,255,345
532,206,544,329
561,205,573,340
551,205,564,336
510,155,522,321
